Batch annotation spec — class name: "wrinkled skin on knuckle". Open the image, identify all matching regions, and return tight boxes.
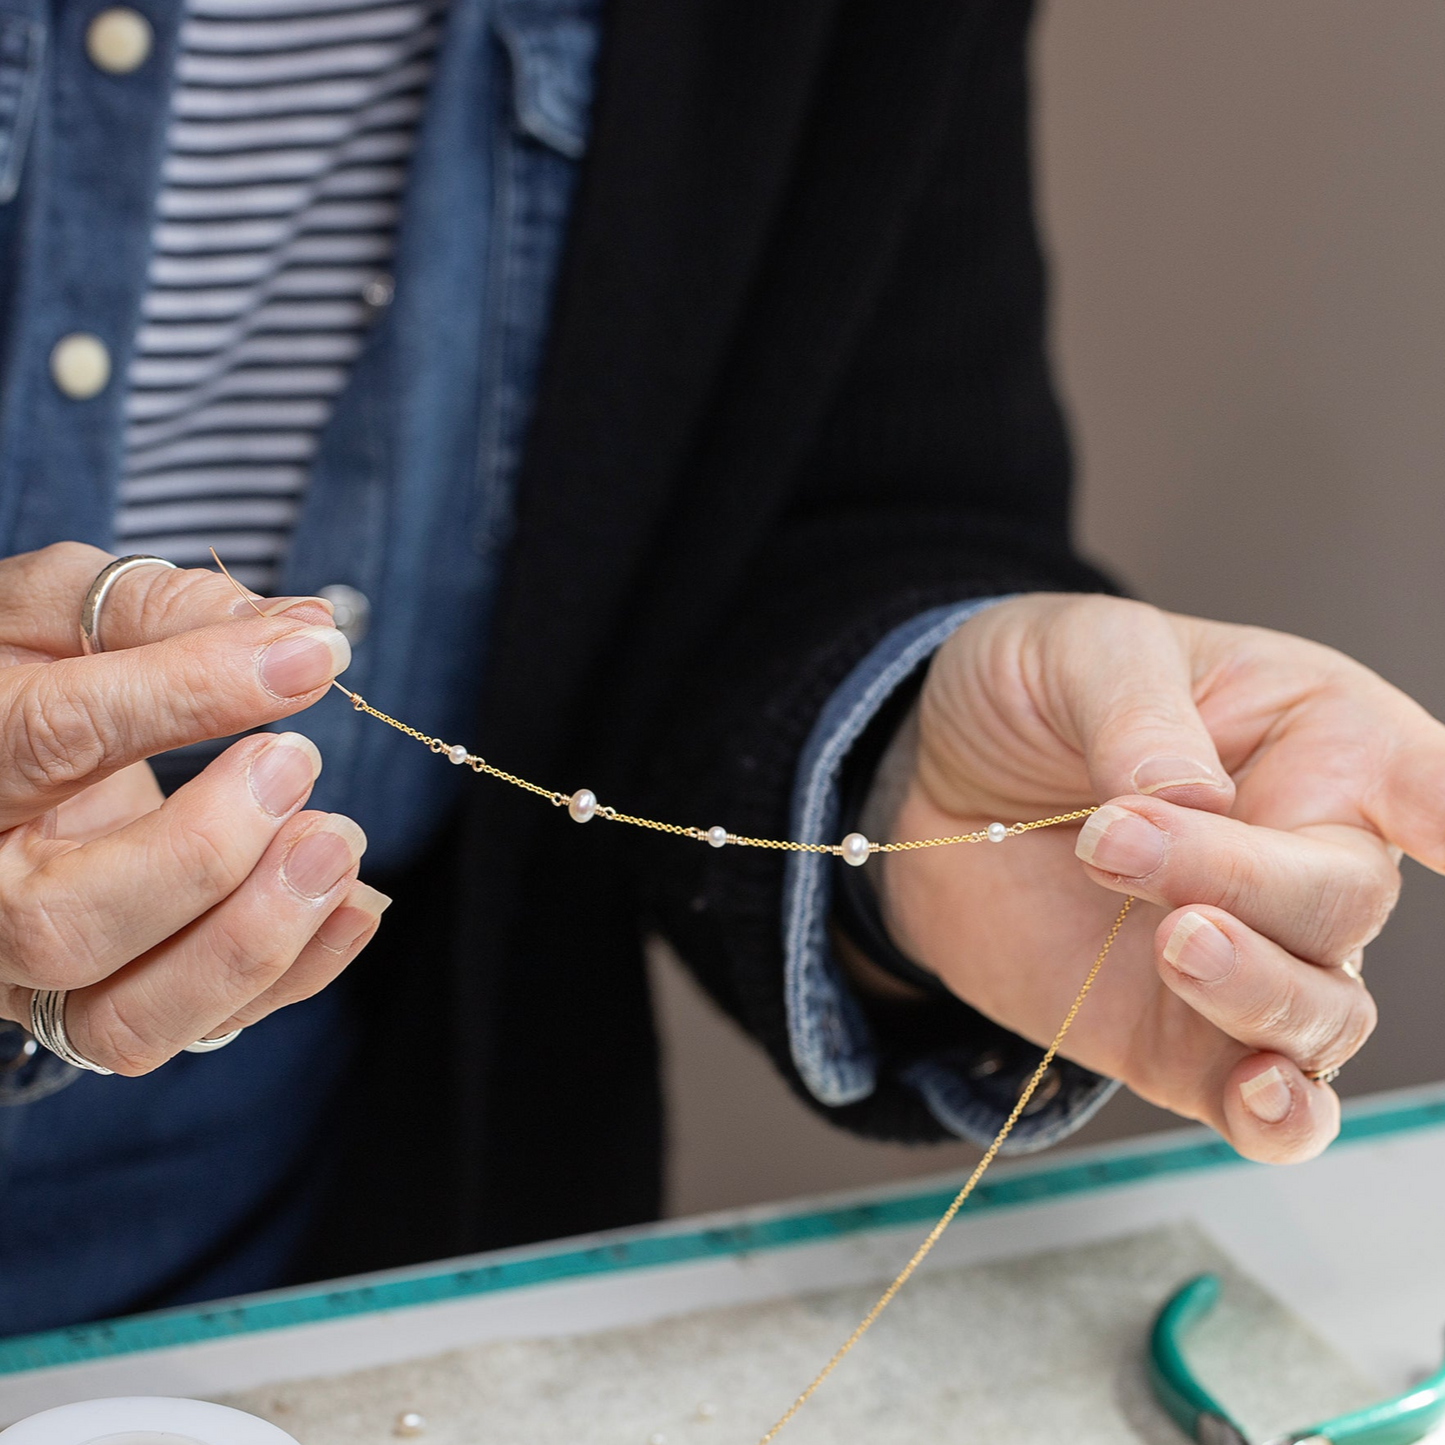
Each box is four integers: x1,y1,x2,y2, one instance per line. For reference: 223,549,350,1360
131,564,207,636
167,814,248,900
0,872,95,991
0,545,109,654
1236,982,1303,1049
1306,983,1378,1074
1201,843,1261,921
7,672,113,794
207,909,296,998
1313,855,1400,959
78,994,167,1077
163,632,270,739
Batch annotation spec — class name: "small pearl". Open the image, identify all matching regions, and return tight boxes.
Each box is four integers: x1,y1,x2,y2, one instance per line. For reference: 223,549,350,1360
696,1402,719,1420
707,825,728,848
987,821,1008,843
447,743,469,765
841,831,871,866
648,1435,667,1445
568,788,597,823
394,1412,426,1437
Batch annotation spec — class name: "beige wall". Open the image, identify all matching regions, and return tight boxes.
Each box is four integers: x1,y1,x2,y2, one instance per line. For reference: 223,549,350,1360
659,1,1445,1219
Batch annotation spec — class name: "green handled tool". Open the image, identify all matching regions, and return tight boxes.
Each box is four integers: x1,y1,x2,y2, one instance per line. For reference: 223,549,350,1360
1148,1274,1445,1445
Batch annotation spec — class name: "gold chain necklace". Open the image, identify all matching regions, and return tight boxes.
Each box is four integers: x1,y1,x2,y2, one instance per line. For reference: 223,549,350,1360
216,553,1136,1443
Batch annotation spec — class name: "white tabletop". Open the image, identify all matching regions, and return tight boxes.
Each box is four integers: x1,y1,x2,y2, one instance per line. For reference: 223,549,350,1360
3,1083,1443,1426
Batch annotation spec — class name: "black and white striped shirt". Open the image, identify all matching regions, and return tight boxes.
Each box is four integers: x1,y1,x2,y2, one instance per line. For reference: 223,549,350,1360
116,0,444,594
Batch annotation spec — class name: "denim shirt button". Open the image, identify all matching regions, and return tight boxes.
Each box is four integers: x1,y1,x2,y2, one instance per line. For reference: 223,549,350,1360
316,584,371,644
361,273,395,309
50,334,111,399
86,8,154,74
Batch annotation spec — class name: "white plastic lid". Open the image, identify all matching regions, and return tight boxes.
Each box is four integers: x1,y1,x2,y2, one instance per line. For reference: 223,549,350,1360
0,1399,299,1445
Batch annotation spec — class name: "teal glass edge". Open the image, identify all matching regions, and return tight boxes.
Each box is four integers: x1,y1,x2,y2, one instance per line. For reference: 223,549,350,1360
4,1087,1443,1377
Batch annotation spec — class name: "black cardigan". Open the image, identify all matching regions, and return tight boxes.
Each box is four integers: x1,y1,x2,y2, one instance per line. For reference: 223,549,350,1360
300,0,1118,1281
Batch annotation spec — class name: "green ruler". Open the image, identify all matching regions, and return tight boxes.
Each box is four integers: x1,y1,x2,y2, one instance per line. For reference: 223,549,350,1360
3,1087,1443,1378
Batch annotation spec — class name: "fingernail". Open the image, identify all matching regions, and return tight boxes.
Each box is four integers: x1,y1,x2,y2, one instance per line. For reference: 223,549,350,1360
282,815,367,899
1075,804,1167,876
1163,910,1236,981
316,883,392,952
1239,1065,1293,1124
260,624,351,698
248,732,321,817
232,594,335,620
1132,756,1225,795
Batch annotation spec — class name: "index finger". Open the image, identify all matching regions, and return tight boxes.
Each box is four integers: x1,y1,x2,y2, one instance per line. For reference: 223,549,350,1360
0,542,332,659
0,611,350,827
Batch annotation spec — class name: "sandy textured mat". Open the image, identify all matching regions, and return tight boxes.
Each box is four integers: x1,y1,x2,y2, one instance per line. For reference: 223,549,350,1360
224,1222,1376,1445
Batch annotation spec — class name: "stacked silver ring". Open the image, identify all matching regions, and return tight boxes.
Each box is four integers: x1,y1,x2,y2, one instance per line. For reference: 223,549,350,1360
28,988,115,1075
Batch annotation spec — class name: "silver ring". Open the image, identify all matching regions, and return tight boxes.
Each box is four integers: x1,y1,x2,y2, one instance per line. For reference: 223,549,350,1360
184,1028,243,1054
80,555,178,656
28,989,114,1075
1306,1064,1342,1086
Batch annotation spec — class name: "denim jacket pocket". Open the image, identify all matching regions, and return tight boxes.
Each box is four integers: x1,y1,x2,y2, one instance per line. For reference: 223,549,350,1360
493,0,601,160
0,11,43,204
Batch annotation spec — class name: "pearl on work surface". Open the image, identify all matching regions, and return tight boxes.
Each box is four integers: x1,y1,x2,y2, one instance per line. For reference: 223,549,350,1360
696,1402,719,1420
987,821,1008,843
568,788,598,823
707,825,728,848
841,831,871,866
394,1412,426,1437
447,743,469,765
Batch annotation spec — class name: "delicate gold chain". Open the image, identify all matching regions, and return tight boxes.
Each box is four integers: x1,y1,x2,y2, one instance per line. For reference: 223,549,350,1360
339,680,1099,851
335,684,1097,855
215,548,1100,857
211,551,1133,1440
755,894,1133,1445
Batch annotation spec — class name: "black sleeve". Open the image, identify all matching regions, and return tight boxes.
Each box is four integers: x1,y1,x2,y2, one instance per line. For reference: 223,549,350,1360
634,2,1127,1144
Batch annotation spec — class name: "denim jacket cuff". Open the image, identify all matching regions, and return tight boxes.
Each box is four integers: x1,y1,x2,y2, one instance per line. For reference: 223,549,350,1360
781,599,1119,1151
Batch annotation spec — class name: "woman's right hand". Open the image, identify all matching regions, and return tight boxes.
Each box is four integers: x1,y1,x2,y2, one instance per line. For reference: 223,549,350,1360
0,542,390,1075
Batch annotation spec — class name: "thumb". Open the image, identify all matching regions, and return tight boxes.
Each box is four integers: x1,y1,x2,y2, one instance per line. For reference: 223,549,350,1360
1062,603,1235,813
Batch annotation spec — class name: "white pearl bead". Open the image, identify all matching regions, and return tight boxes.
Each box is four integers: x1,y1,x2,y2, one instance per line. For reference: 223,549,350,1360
568,788,597,822
987,821,1008,843
447,744,469,765
394,1412,426,1437
707,825,728,848
696,1402,719,1420
841,831,871,866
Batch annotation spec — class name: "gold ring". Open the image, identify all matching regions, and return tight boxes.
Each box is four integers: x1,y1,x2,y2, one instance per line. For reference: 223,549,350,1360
1305,1064,1341,1086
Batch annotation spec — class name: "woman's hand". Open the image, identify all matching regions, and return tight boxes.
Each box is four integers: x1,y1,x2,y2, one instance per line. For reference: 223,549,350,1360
872,592,1443,1163
0,542,389,1074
